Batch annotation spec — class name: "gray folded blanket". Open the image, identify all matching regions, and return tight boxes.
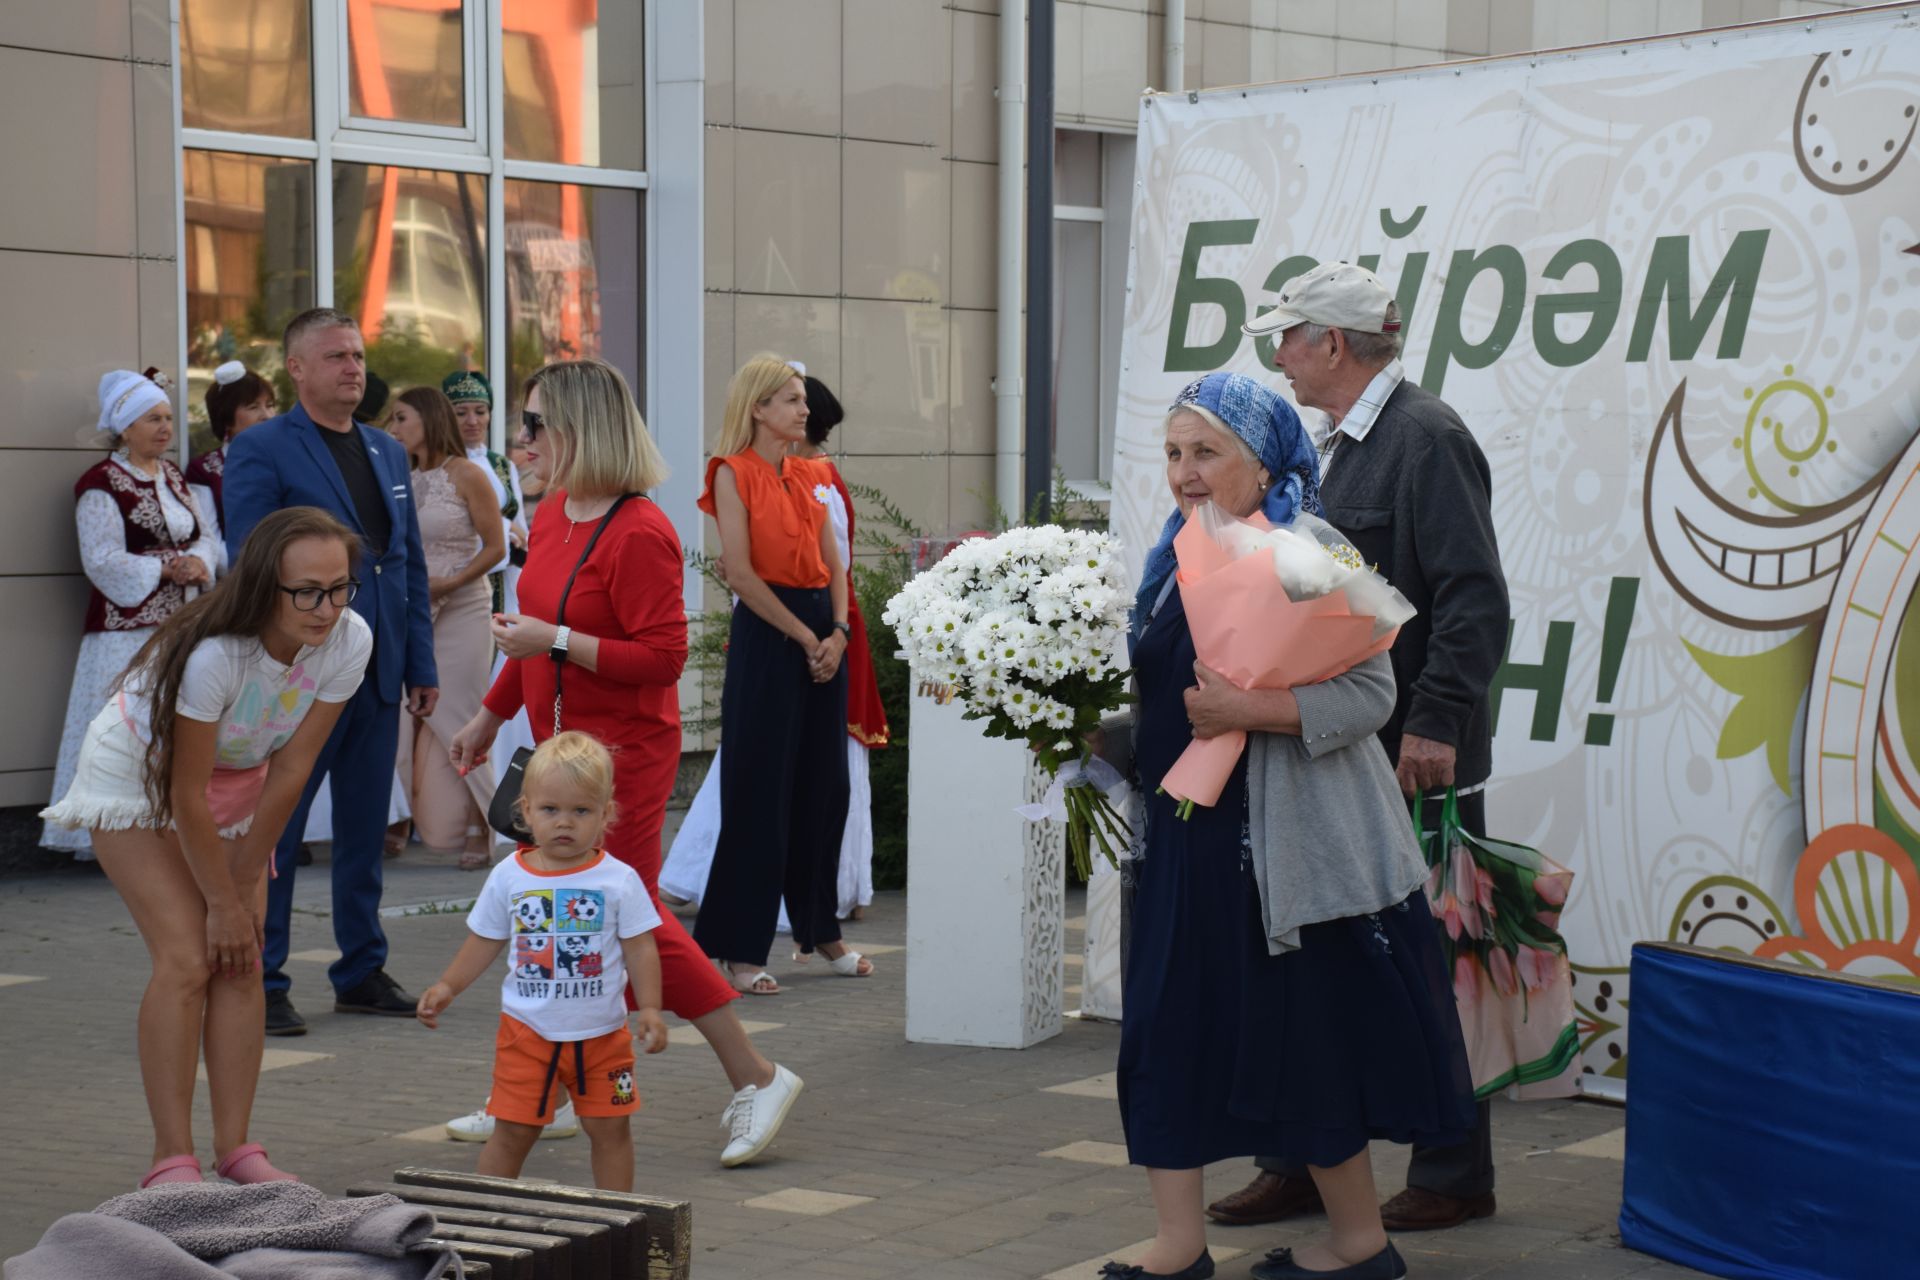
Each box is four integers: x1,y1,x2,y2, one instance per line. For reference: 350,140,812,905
3,1213,459,1280
94,1183,433,1259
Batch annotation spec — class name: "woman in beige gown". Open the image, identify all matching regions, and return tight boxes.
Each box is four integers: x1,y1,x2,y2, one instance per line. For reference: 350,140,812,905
387,387,505,868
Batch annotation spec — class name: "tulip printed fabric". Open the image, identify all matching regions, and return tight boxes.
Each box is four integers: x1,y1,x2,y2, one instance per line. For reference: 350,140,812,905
1420,788,1583,1099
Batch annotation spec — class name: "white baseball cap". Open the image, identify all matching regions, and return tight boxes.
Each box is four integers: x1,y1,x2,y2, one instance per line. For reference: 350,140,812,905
1242,260,1400,338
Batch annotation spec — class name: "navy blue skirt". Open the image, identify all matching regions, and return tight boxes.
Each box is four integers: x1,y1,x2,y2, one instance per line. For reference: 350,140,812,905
1117,582,1476,1170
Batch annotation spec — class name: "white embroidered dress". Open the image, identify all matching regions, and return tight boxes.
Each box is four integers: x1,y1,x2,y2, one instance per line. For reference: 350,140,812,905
42,454,219,856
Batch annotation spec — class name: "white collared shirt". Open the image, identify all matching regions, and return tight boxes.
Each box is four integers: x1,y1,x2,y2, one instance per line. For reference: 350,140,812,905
1314,358,1405,480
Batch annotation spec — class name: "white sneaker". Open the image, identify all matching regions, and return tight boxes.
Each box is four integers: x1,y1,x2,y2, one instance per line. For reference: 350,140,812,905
444,1099,579,1142
719,1064,804,1167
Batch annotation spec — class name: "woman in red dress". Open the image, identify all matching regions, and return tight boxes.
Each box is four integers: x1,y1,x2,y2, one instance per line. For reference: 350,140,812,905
448,359,802,1167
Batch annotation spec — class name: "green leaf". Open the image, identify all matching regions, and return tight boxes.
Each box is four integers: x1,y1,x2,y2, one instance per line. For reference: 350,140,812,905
1682,629,1817,795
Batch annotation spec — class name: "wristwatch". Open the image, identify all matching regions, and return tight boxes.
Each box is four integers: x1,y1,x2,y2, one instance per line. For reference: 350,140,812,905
550,625,572,664
831,621,851,638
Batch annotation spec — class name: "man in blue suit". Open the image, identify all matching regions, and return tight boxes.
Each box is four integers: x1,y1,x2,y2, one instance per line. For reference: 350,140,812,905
225,307,438,1035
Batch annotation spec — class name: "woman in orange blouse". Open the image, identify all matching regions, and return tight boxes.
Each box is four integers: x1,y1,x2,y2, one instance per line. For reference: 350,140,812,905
694,355,873,994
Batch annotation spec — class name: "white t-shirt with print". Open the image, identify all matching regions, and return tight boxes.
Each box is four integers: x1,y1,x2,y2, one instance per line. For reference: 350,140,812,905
124,610,372,770
467,849,662,1041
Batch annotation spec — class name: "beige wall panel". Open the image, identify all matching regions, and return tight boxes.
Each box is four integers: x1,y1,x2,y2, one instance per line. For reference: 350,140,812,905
949,452,996,531
838,453,949,537
952,10,1000,164
948,310,996,456
733,129,841,296
1055,2,1087,120
1607,1,1659,39
138,257,181,381
1276,0,1339,37
707,127,735,292
840,299,947,456
1335,38,1395,74
135,63,177,261
956,0,999,11
1448,0,1492,52
1655,0,1708,33
844,0,950,147
734,0,841,134
703,293,734,454
1211,0,1253,25
706,0,734,124
10,452,96,576
735,294,841,391
1336,0,1395,43
1394,45,1446,67
1489,0,1536,51
1202,19,1252,87
0,249,141,450
1183,17,1204,89
1081,4,1151,122
0,575,92,778
0,0,129,60
0,770,55,810
842,142,951,303
1270,31,1337,79
948,160,999,313
131,0,171,63
1394,0,1449,49
0,48,135,258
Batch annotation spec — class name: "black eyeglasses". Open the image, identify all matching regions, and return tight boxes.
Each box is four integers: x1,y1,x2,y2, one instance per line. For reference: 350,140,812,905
521,409,546,436
279,580,360,612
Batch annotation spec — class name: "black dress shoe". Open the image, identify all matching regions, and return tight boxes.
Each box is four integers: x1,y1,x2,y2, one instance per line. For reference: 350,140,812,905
333,968,417,1016
1097,1250,1215,1279
1252,1242,1406,1280
264,991,307,1037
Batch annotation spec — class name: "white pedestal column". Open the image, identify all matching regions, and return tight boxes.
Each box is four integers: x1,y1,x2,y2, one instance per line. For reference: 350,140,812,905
905,682,1065,1048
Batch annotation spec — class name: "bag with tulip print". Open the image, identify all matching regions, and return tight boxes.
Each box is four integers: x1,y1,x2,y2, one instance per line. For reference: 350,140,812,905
1419,788,1583,1099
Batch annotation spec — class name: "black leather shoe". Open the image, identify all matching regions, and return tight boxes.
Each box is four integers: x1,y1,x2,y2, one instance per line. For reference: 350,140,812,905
1252,1242,1406,1280
333,968,417,1016
264,991,307,1037
1098,1250,1215,1279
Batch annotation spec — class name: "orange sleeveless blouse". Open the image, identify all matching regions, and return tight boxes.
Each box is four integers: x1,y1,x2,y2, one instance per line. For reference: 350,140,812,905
697,449,833,589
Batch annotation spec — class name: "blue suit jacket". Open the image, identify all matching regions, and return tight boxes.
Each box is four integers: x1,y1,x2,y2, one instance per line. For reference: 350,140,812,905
224,403,436,703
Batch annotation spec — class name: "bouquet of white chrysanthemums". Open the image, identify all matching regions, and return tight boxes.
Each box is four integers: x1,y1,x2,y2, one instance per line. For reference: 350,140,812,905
884,525,1134,876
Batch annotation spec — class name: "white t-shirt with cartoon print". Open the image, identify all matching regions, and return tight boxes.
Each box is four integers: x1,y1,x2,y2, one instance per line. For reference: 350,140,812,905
124,610,372,769
468,849,662,1041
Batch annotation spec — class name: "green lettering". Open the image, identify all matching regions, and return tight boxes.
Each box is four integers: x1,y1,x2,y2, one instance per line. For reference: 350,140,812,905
1533,239,1623,367
1164,219,1258,372
1419,245,1527,395
1627,230,1770,362
1251,254,1319,368
1490,620,1575,743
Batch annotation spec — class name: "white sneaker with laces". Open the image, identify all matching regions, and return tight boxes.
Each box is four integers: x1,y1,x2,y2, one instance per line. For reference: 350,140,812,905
719,1064,803,1167
444,1099,579,1142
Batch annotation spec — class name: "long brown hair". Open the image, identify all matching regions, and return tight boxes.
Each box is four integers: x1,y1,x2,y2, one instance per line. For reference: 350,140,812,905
118,507,362,824
394,385,464,469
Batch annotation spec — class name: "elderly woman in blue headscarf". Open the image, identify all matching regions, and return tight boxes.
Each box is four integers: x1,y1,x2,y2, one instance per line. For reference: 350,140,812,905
1104,373,1475,1280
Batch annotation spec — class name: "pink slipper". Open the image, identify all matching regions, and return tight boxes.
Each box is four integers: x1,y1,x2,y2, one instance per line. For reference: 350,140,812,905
215,1143,298,1184
139,1155,203,1188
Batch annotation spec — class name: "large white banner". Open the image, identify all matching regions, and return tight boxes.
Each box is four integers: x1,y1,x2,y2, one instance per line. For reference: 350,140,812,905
1111,9,1920,1083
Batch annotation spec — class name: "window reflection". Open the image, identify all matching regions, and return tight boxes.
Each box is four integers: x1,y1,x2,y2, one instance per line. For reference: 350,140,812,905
183,150,314,452
504,181,642,413
180,0,313,138
333,164,486,391
348,0,465,129
502,0,644,169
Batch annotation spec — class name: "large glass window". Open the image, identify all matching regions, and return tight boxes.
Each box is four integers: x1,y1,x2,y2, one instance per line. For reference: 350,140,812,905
502,0,644,169
183,150,315,451
347,0,467,128
504,181,643,412
334,164,487,390
1051,129,1134,488
180,0,313,138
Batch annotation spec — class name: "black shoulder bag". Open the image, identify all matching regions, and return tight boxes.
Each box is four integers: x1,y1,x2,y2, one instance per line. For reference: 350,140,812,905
486,494,637,840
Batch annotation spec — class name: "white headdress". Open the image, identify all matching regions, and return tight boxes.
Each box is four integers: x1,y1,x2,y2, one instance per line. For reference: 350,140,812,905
96,369,169,437
213,360,248,387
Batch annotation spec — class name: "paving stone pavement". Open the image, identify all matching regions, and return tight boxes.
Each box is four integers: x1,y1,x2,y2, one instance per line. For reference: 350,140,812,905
0,857,1712,1279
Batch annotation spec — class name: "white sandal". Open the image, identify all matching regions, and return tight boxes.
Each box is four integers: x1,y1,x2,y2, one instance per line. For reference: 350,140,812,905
823,948,872,978
723,962,780,995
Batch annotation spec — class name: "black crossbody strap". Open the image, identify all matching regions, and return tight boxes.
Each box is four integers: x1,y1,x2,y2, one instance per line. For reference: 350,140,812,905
548,493,638,733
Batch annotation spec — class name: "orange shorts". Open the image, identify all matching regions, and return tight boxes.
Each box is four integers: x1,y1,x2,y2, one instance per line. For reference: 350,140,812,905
487,1014,640,1126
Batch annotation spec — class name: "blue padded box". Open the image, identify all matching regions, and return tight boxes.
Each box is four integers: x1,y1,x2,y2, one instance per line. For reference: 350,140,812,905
1620,943,1920,1279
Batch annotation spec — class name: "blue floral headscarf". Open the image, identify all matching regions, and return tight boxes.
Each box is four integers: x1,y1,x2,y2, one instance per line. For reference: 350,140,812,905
1132,372,1321,638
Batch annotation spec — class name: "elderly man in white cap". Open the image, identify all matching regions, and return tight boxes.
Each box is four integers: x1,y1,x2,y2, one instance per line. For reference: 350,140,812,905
1208,261,1513,1238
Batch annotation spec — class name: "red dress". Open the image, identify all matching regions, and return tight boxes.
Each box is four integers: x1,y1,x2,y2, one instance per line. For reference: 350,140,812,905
485,492,736,1019
826,465,889,748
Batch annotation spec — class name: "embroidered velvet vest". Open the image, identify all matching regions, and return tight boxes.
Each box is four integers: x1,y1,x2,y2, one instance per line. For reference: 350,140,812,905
185,446,226,524
74,457,199,634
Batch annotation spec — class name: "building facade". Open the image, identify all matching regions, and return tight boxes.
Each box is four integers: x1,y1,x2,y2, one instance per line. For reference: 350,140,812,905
0,0,1876,822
